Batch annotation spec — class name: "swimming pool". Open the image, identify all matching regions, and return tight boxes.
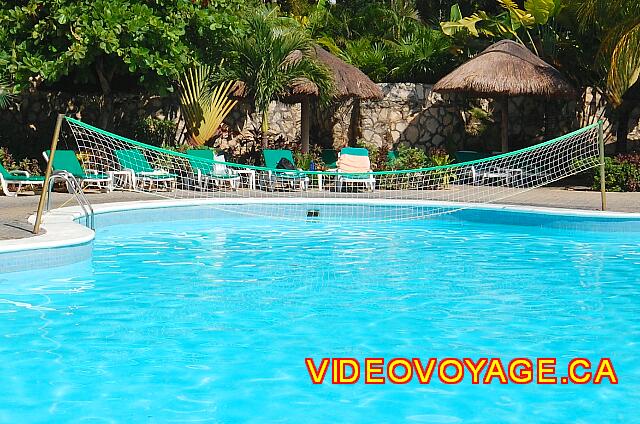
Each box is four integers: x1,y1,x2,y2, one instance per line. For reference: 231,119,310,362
1,203,639,422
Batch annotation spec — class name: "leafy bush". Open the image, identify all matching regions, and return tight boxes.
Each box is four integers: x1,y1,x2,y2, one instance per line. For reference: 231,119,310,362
389,145,428,170
426,146,456,188
355,139,391,171
0,147,41,176
593,155,640,192
294,145,325,170
132,117,179,148
304,0,459,83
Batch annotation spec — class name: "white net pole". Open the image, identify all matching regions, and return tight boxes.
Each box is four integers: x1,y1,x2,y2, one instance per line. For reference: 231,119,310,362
63,117,601,222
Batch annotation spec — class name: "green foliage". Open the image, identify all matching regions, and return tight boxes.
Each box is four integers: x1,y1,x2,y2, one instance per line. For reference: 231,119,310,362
0,0,245,93
178,64,238,146
294,145,324,170
440,0,563,56
571,0,640,106
465,105,494,137
299,0,459,83
132,117,179,148
343,39,390,82
386,26,457,82
0,147,42,176
389,145,429,170
592,154,640,192
226,7,334,145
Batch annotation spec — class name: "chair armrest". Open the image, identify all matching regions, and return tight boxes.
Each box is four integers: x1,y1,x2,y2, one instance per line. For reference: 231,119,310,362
9,170,30,177
85,169,100,175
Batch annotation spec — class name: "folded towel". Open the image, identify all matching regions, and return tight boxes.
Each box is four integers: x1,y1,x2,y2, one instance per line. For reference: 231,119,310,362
337,154,372,173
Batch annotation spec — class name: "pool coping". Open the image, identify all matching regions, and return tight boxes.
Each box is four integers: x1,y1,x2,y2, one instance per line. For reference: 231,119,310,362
2,197,640,257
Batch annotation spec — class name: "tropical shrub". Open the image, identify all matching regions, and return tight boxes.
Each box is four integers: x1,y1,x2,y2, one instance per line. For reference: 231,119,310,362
389,145,429,170
0,0,246,127
298,0,459,83
0,147,42,176
132,117,179,148
592,155,640,192
294,145,324,170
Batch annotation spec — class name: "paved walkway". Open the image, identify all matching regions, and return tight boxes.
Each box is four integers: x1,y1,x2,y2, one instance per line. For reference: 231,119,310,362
1,187,638,241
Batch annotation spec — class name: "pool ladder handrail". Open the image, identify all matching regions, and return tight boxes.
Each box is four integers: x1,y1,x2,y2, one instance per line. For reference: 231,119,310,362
46,171,95,230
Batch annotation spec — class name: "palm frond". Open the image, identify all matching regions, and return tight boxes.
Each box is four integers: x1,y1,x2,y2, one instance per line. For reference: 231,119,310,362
607,21,640,105
0,77,15,110
178,65,238,146
227,6,335,121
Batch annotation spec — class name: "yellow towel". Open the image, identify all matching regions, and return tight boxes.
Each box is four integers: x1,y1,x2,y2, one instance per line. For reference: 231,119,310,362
337,154,372,173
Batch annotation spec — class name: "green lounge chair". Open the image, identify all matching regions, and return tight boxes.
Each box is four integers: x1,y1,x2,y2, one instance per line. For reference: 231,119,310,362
263,149,309,191
186,149,240,190
0,161,45,196
321,149,338,170
43,150,112,191
336,147,376,191
115,149,177,191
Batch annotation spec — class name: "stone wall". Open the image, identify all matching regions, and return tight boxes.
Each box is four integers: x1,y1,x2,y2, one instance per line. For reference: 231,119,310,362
326,83,464,149
1,84,639,164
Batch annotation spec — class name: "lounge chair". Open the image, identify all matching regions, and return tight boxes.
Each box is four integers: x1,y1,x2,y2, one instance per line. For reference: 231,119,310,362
321,149,338,170
0,161,45,196
186,149,240,190
454,151,522,186
336,147,376,191
115,149,177,191
43,150,112,191
263,149,309,191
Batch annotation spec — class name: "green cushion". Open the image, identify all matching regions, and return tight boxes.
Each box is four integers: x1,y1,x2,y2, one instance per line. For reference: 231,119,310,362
0,162,42,181
186,149,237,179
0,163,44,182
186,149,215,175
115,149,155,173
45,150,111,180
341,147,370,157
263,149,295,169
46,150,86,178
321,149,338,169
339,173,373,179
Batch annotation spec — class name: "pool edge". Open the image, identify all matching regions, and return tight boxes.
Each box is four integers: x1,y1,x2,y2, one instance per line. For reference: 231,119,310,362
1,198,639,272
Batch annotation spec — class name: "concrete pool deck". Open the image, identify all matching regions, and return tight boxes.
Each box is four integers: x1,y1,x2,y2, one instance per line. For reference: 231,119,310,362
0,186,639,241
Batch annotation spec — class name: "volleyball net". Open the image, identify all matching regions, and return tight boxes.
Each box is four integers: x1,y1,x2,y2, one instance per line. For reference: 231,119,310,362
61,117,602,222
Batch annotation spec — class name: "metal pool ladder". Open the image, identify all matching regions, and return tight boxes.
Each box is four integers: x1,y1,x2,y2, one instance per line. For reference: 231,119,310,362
45,171,95,230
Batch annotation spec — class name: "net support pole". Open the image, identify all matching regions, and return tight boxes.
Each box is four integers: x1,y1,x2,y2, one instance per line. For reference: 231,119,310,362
598,120,606,211
33,114,64,234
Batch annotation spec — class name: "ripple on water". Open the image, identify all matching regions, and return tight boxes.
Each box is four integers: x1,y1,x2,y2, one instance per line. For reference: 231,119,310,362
0,216,638,422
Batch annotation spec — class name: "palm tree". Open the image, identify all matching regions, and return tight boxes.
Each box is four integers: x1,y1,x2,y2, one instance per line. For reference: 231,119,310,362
573,0,640,152
227,7,333,148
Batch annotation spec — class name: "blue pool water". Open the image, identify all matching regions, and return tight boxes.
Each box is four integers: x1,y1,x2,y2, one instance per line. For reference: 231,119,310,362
1,208,639,422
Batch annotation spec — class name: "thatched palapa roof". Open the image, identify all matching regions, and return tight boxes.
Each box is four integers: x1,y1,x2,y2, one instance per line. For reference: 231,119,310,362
433,40,575,99
312,46,382,100
230,45,383,103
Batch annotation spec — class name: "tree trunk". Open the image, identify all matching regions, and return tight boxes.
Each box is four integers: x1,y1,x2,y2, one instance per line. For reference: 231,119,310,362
500,97,509,153
615,104,631,154
348,98,361,146
261,110,269,149
300,97,310,154
96,56,116,130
